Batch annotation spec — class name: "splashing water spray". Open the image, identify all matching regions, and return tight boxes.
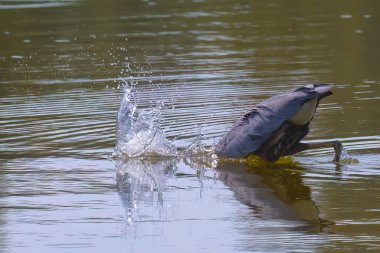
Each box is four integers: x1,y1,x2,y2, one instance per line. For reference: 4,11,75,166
333,140,358,164
114,81,177,158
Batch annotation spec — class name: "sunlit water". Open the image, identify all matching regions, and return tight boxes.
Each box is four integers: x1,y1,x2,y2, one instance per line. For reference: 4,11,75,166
1,0,380,252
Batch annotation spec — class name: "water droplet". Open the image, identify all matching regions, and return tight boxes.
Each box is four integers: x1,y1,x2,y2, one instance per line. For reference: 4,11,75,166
340,14,352,19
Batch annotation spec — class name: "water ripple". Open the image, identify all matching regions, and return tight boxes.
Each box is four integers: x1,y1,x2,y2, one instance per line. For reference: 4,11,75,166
0,0,77,9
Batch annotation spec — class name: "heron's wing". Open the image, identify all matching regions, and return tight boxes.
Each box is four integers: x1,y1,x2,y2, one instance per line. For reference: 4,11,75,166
214,88,321,158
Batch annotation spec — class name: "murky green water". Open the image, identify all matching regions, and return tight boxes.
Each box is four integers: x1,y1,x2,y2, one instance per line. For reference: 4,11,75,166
1,0,380,252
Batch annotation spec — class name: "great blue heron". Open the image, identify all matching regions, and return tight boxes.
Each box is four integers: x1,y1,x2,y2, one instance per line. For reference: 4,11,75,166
214,84,343,162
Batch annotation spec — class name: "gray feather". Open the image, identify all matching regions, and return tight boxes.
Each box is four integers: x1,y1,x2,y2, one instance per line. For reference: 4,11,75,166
214,84,332,158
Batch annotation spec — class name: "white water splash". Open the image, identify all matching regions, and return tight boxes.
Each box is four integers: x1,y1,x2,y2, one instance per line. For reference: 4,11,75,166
336,145,359,164
179,126,213,157
114,83,177,158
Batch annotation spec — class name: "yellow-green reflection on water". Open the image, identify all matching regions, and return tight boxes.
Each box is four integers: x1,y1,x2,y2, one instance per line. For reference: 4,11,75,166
1,0,380,252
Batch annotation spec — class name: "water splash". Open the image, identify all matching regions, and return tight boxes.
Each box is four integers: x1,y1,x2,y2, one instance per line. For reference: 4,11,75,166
114,83,177,158
179,125,213,157
335,143,359,164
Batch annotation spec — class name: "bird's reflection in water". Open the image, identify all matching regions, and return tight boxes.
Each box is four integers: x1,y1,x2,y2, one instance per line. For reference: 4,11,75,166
115,156,333,232
216,157,333,231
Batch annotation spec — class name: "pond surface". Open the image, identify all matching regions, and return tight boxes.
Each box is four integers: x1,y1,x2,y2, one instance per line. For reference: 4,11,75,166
1,0,380,252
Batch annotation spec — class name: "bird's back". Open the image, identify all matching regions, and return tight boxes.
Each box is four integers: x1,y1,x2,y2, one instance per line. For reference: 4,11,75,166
214,84,332,158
